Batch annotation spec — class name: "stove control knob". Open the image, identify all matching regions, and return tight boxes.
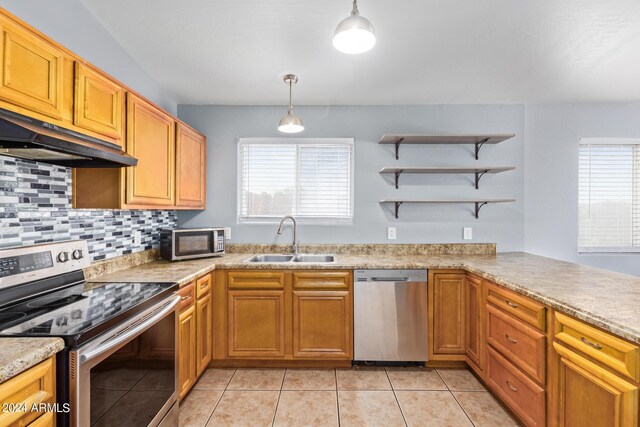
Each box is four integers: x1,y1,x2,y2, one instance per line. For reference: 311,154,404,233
72,249,84,260
57,252,70,263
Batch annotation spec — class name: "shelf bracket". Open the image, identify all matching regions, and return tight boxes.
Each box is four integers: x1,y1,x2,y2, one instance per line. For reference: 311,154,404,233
474,138,490,160
474,170,489,189
394,137,405,160
394,201,404,219
474,201,488,219
394,170,404,189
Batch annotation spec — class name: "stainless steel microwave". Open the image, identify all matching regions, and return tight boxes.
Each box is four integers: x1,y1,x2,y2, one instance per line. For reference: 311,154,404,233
160,228,225,261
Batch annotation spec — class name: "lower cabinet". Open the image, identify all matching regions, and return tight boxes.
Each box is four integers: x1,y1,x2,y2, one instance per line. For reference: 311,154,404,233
196,292,213,376
0,356,56,426
178,304,196,399
465,274,485,376
219,270,353,362
429,271,466,359
227,290,286,358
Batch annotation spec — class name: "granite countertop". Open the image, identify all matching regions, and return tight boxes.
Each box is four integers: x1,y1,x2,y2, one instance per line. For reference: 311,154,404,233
90,251,640,345
0,337,64,383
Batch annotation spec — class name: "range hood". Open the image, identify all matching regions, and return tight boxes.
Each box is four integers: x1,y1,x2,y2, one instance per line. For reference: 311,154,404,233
0,109,137,167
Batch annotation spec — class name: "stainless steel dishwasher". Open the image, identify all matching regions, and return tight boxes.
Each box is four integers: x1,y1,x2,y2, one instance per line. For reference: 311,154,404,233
354,269,428,362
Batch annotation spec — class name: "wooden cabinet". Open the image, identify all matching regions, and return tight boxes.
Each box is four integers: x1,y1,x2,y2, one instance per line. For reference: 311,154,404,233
466,274,485,375
74,62,125,144
0,356,56,426
175,123,206,209
125,93,175,207
553,342,638,427
216,270,353,363
178,304,196,400
292,272,352,359
429,271,466,359
0,15,66,120
196,291,213,376
227,290,286,358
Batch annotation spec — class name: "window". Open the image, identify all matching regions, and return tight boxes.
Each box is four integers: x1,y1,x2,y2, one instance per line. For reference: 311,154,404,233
578,138,640,252
238,138,354,223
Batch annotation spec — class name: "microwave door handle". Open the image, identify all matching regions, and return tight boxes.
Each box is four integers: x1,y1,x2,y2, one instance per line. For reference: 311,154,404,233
79,295,180,364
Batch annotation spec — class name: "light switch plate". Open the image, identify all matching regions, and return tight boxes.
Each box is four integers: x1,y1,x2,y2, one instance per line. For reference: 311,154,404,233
463,227,472,240
134,230,142,246
224,227,231,240
387,227,397,240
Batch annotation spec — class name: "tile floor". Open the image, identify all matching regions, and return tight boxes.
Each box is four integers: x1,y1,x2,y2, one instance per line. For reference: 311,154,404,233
179,367,519,427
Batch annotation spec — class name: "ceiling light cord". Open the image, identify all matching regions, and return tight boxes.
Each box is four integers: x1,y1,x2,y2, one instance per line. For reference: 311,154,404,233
288,78,293,113
351,0,359,16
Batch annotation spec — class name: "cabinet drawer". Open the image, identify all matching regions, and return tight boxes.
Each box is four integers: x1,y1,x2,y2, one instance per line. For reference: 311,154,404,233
487,346,545,427
228,271,285,289
554,312,640,382
196,273,212,298
486,283,546,331
487,304,546,384
292,271,350,290
179,282,195,312
0,356,55,427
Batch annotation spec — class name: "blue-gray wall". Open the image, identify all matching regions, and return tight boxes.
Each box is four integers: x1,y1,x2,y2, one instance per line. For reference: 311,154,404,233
524,103,640,276
0,0,177,114
177,105,525,251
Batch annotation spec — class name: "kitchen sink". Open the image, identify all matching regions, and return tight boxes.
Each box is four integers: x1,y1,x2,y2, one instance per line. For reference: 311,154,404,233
243,254,336,263
292,254,335,263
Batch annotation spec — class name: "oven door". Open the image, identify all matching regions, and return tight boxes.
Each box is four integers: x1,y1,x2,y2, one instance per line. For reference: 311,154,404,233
172,230,215,259
69,295,180,427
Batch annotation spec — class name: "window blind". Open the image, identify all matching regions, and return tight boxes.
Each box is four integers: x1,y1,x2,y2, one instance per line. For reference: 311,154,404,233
578,139,640,252
238,138,354,222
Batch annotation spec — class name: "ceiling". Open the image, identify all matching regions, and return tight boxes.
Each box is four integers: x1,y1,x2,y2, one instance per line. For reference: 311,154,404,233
80,0,640,105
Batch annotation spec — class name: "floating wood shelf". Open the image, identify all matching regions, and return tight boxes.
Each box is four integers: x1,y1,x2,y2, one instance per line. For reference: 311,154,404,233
379,166,515,189
380,199,516,219
379,134,515,160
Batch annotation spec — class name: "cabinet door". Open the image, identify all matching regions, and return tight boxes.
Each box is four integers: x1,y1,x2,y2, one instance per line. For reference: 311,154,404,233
431,273,466,355
125,93,175,207
553,343,638,427
0,17,65,119
179,305,196,399
74,62,124,143
196,293,213,376
227,290,285,358
293,290,352,359
175,123,206,208
466,275,484,373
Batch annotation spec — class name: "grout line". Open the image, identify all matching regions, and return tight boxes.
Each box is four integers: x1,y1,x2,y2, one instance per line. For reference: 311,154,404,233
270,369,287,426
203,369,237,427
434,369,452,391
385,369,409,427
450,391,478,427
335,369,341,427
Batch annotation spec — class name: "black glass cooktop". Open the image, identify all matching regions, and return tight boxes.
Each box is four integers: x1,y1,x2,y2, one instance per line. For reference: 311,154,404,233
0,281,178,346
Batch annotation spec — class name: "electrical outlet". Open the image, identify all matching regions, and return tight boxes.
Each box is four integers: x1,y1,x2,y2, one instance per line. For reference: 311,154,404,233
463,227,472,240
134,230,142,246
224,227,231,240
387,227,397,240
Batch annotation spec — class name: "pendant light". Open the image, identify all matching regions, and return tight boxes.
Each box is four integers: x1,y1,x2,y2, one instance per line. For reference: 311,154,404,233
278,74,304,133
333,0,376,54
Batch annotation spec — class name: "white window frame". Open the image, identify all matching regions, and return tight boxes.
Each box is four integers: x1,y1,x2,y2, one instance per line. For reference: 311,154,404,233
578,137,640,254
236,137,355,225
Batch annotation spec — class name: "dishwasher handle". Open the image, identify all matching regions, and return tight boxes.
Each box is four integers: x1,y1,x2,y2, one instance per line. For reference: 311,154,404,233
368,277,410,282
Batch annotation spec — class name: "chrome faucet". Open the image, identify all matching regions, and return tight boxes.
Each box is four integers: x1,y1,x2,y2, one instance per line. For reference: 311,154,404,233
277,216,299,254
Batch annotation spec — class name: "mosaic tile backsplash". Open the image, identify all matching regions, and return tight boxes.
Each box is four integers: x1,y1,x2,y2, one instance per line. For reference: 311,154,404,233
0,155,176,262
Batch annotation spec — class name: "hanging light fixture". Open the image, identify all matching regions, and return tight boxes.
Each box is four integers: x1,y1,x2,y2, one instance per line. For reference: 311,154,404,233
278,74,304,134
333,0,376,54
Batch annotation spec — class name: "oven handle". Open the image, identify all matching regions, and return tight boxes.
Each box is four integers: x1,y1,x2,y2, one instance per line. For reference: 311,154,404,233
79,295,180,364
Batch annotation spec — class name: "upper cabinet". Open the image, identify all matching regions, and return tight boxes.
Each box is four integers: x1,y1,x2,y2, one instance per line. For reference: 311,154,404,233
0,15,66,119
74,62,125,144
125,93,175,207
175,123,206,209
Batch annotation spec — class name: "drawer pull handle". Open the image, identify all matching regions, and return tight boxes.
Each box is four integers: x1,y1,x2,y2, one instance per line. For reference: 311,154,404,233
506,381,518,392
505,334,518,344
505,300,519,308
581,337,603,350
180,295,190,301
200,283,208,289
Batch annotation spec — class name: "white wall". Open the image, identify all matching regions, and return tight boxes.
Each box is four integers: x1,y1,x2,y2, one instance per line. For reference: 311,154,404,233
524,103,640,276
0,0,177,114
178,105,525,251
